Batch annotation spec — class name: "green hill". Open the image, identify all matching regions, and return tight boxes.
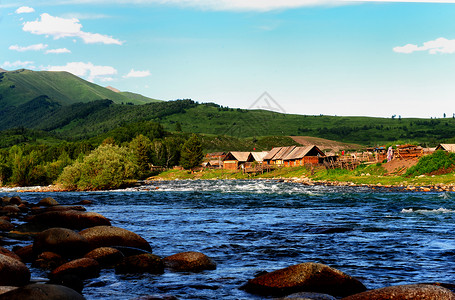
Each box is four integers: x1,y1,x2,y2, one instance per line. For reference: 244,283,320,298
0,69,159,108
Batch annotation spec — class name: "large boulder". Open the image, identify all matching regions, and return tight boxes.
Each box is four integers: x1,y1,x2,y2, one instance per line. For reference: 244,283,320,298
32,252,66,270
38,197,59,207
341,284,455,300
33,228,90,258
31,206,86,215
0,219,14,231
13,245,35,262
28,210,111,230
50,258,100,280
241,262,366,297
0,284,85,300
84,247,124,267
0,247,22,261
115,253,164,275
79,226,152,252
0,254,30,286
163,251,216,272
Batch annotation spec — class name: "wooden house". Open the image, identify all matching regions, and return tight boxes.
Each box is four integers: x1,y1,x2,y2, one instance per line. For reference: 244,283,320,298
205,152,226,160
283,145,326,167
435,144,455,153
396,144,423,159
251,151,269,164
263,146,296,166
223,152,254,170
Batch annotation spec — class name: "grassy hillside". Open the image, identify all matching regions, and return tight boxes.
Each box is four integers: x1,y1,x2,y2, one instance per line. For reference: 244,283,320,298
0,69,158,108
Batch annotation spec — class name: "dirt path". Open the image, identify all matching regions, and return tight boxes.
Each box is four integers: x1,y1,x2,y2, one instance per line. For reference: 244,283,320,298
382,158,419,175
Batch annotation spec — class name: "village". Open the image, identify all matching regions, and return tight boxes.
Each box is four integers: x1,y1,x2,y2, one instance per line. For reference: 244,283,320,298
202,144,455,174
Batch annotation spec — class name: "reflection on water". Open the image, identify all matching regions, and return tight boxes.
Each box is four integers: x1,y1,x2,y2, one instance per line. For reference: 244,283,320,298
2,180,455,299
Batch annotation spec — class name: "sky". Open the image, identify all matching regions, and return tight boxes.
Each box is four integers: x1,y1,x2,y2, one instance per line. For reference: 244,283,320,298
1,0,455,118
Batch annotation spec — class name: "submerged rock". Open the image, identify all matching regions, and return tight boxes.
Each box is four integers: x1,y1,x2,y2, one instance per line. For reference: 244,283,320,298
32,252,66,270
38,197,59,207
79,226,152,252
115,254,164,274
13,245,35,262
28,211,111,230
278,292,337,299
33,228,90,258
163,251,216,272
0,246,22,261
84,247,124,267
341,284,455,300
241,262,366,297
0,284,85,300
0,218,14,231
50,258,100,280
0,254,30,286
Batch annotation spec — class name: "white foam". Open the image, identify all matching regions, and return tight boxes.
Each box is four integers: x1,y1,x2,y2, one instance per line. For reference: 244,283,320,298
401,207,455,214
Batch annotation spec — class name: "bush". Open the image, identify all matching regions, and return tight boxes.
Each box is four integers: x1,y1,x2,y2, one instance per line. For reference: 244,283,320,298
58,144,137,190
405,150,455,177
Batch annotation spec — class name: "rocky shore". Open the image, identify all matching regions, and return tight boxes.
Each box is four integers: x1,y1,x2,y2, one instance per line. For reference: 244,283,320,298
1,194,455,299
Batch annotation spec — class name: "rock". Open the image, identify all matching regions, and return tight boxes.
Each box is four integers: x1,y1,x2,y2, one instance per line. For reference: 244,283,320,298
0,286,17,295
113,246,152,257
28,210,111,230
241,262,366,297
32,252,66,270
115,254,164,274
0,284,85,300
1,197,11,205
0,205,20,215
341,284,455,300
0,219,14,231
30,206,86,215
13,245,35,262
278,292,337,299
163,251,216,272
9,197,22,205
0,246,22,261
0,254,30,286
38,197,59,206
50,258,100,280
84,247,124,267
33,228,90,258
80,226,152,252
73,200,93,205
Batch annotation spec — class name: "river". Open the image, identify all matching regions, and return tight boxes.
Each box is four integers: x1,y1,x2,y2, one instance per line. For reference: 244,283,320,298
2,179,455,299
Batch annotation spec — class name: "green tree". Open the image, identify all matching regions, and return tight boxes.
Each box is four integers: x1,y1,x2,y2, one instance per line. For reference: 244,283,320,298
58,144,137,190
175,121,182,132
179,134,203,170
129,134,153,177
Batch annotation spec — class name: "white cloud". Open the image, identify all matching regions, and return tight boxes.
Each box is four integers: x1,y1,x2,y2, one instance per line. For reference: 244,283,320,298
1,60,35,69
9,43,48,52
394,37,455,54
23,13,123,45
124,69,151,78
45,48,72,54
45,62,118,82
15,6,35,14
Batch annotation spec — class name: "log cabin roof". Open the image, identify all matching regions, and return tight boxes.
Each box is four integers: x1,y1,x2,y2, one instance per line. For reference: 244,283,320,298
283,145,326,160
224,152,253,162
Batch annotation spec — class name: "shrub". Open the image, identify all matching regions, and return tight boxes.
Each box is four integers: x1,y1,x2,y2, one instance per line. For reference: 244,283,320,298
58,144,137,190
405,150,455,177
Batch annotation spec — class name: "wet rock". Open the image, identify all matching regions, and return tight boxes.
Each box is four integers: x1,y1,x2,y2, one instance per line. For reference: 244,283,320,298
80,226,152,252
84,247,124,267
50,258,100,280
1,197,11,205
241,262,366,297
163,251,216,272
49,275,84,294
32,252,66,270
113,246,152,257
0,253,30,286
278,292,337,299
9,197,22,205
0,284,85,300
0,246,22,261
0,219,14,231
30,206,86,215
28,210,111,230
341,284,455,300
13,245,35,262
73,200,93,205
115,254,164,274
0,205,20,215
38,197,59,206
0,286,17,295
33,228,90,258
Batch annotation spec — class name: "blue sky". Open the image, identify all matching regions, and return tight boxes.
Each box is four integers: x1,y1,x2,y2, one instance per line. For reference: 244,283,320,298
1,0,455,118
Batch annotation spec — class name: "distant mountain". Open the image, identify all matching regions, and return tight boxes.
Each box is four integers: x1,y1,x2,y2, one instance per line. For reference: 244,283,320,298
0,69,160,109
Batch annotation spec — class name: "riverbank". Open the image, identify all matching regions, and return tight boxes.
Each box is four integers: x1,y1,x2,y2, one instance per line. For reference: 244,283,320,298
148,165,455,192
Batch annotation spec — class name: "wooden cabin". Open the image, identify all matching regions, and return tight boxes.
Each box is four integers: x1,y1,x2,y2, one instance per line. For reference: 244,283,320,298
205,152,226,160
263,146,296,166
283,145,326,167
251,151,269,164
435,144,455,153
396,144,423,159
223,152,254,170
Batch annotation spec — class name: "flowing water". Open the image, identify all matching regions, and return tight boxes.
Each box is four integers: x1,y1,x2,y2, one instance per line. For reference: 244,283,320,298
2,179,455,299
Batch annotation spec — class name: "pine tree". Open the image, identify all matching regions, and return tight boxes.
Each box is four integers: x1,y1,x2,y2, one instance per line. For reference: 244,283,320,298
180,134,203,170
